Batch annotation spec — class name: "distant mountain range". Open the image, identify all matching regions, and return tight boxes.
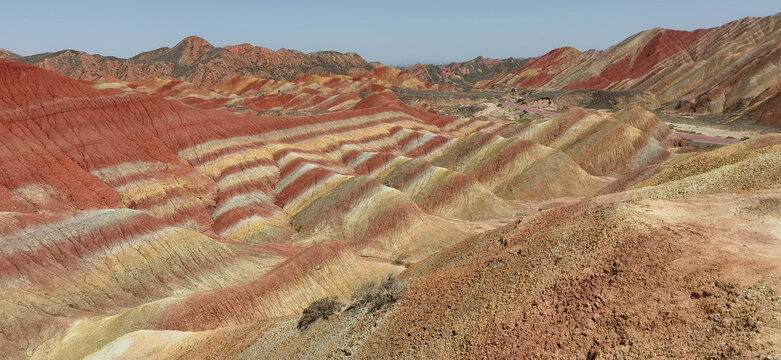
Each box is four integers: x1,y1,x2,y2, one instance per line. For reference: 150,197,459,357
405,56,530,90
2,12,779,125
1,36,373,85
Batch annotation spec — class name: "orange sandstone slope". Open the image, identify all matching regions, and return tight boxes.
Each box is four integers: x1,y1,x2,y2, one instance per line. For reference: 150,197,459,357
121,136,781,360
0,59,463,359
484,13,781,125
0,59,693,359
94,66,448,114
0,59,463,256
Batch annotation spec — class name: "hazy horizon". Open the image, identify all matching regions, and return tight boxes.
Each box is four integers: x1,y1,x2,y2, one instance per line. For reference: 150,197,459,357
1,0,778,65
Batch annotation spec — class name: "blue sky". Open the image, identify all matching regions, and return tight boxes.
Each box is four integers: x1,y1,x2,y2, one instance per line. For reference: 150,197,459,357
1,0,778,65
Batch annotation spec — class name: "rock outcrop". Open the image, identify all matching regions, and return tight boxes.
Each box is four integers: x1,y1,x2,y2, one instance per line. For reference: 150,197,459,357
14,36,374,85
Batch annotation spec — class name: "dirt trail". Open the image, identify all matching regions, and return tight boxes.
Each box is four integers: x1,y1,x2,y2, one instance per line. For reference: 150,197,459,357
500,101,560,116
674,132,738,145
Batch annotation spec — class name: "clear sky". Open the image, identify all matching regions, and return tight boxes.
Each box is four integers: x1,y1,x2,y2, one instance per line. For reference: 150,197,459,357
1,0,778,66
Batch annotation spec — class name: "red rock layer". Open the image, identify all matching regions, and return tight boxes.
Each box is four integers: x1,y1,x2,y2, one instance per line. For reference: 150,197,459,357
0,58,691,359
484,13,781,123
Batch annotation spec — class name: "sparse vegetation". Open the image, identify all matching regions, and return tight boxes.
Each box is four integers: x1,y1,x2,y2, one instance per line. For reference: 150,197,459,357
297,296,343,331
499,115,532,123
348,275,406,312
677,129,700,135
392,259,411,268
586,350,599,360
297,275,407,331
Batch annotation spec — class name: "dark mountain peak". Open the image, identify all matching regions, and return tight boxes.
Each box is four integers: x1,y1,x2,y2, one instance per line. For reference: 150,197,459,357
174,36,214,51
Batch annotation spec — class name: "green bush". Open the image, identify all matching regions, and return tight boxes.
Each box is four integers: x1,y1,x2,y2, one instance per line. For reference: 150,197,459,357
297,296,343,331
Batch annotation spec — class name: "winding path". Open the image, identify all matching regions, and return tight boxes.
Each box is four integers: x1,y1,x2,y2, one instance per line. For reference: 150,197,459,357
673,132,738,145
500,102,560,116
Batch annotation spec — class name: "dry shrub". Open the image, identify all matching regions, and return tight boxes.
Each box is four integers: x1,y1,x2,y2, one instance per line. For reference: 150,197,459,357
297,296,343,331
348,275,406,312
